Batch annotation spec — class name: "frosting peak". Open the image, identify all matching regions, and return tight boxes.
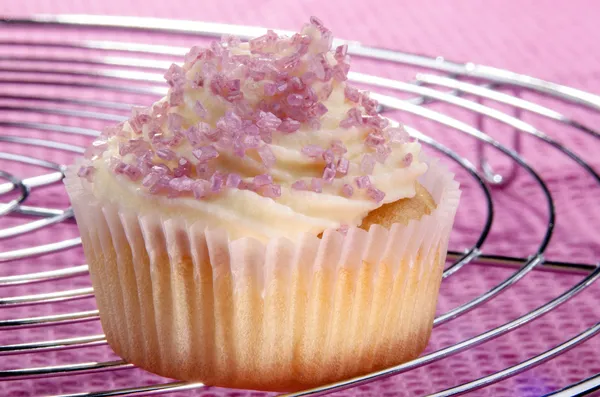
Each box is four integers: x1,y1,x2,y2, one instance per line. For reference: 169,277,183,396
78,17,428,241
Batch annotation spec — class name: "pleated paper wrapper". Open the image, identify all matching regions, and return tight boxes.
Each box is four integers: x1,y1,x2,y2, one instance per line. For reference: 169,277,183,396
63,157,460,392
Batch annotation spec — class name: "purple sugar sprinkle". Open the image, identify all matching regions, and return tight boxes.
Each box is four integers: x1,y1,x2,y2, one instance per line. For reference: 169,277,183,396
287,93,304,106
341,184,353,197
365,132,386,148
289,76,304,90
205,128,224,143
168,89,184,107
84,140,108,159
261,184,282,198
243,135,261,149
149,176,172,194
278,118,301,133
151,164,171,175
257,111,282,132
210,40,224,56
318,83,333,101
277,52,302,70
263,82,277,96
249,30,278,53
344,86,360,103
129,112,151,135
156,148,177,161
254,174,273,187
225,79,243,101
364,116,389,130
184,125,203,146
166,133,184,148
210,172,224,193
367,186,385,203
221,34,241,47
332,63,350,81
77,165,95,181
192,145,219,163
192,180,209,199
164,64,185,87
309,55,326,80
119,139,151,157
276,82,288,93
389,127,410,143
312,102,328,118
331,139,347,155
233,141,246,157
334,44,348,62
292,180,308,190
322,166,336,184
173,157,192,177
244,123,260,136
100,124,122,138
167,113,183,132
238,180,255,191
403,153,414,167
200,122,220,142
337,157,350,175
142,172,161,187
340,107,362,128
218,111,243,132
185,46,204,64
311,177,323,193
122,164,142,181
191,72,205,89
304,87,318,104
322,149,335,165
169,176,194,192
258,145,276,168
355,175,371,189
301,144,324,158
310,16,324,28
360,154,376,175
210,73,226,96
152,102,169,120
301,71,317,85
235,100,255,118
260,129,273,144
226,173,242,188
361,94,379,115
137,150,154,167
375,144,392,164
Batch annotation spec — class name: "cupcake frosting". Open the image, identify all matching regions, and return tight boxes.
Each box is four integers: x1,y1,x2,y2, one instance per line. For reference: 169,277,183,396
78,17,427,242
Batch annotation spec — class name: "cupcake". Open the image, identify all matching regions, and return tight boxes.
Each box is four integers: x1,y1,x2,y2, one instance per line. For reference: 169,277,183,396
64,17,460,392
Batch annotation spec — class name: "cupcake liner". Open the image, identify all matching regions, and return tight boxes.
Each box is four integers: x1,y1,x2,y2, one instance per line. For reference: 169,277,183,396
64,157,460,391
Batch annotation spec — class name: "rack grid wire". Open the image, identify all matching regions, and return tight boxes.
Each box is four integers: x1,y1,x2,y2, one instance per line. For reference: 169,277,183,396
0,15,599,397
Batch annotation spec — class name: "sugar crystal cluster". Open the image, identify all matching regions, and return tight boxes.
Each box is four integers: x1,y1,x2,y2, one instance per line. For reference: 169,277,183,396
79,17,413,203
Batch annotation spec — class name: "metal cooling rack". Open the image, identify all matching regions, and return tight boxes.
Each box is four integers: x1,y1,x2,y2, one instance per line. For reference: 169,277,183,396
0,14,599,397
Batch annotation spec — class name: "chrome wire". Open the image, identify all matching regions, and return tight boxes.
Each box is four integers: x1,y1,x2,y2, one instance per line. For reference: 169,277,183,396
0,15,598,397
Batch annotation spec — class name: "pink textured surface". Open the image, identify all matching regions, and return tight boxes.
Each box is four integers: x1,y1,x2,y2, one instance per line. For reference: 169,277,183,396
1,1,599,396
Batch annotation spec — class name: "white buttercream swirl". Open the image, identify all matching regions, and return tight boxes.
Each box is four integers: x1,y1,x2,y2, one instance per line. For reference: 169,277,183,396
87,29,427,242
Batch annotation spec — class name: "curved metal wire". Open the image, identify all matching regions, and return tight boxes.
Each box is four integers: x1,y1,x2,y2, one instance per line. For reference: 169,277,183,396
0,15,598,397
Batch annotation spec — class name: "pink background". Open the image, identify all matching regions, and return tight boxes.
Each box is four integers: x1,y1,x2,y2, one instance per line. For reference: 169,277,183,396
1,1,600,396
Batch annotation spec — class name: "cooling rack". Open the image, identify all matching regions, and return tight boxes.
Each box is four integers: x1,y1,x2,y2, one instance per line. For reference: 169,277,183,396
0,14,599,397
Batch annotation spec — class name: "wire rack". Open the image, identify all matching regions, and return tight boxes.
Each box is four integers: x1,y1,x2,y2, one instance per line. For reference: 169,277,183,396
0,14,599,397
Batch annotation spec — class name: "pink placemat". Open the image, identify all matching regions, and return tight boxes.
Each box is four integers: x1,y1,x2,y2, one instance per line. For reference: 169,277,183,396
1,1,599,396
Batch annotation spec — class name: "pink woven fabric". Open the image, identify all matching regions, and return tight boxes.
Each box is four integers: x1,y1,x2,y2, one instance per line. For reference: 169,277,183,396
1,1,599,396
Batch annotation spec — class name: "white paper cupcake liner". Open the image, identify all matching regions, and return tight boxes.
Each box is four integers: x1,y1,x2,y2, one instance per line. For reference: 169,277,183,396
64,157,460,391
